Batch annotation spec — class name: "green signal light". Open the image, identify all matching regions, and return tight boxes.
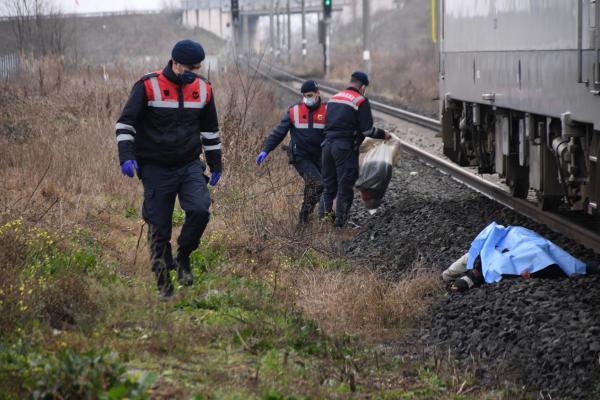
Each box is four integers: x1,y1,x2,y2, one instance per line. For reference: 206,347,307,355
325,0,331,5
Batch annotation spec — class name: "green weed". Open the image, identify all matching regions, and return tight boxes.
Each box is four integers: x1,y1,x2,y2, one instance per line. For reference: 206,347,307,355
124,206,139,219
189,237,228,273
172,207,185,226
27,348,155,399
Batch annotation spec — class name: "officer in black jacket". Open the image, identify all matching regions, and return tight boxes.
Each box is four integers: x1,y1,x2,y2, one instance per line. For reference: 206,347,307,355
256,80,326,225
115,40,222,299
322,71,389,228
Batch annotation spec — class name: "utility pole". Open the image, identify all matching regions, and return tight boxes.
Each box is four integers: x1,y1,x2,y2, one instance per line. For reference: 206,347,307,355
287,0,292,64
269,0,274,55
219,4,223,38
301,0,306,64
323,0,332,76
242,14,249,54
276,0,281,56
362,0,371,74
231,0,240,53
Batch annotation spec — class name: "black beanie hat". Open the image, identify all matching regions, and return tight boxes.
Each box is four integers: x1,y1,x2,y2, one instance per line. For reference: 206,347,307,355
172,40,205,65
300,80,319,93
351,71,369,86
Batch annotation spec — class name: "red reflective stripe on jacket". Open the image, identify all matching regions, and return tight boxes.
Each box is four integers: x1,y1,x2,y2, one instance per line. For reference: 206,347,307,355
289,102,327,128
330,89,366,108
143,70,212,109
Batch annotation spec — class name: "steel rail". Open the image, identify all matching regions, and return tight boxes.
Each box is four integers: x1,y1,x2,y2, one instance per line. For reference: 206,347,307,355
250,61,600,253
265,63,442,131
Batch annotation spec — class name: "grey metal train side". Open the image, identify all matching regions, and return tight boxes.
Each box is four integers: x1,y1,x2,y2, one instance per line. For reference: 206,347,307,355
438,0,600,213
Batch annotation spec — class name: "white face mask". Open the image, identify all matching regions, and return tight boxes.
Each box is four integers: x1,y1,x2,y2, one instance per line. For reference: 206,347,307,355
303,96,318,107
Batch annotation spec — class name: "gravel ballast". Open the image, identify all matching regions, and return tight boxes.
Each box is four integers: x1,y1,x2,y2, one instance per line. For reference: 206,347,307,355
347,150,600,399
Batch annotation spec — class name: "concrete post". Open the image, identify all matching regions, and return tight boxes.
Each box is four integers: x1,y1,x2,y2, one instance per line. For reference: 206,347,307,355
287,0,291,64
363,0,371,74
301,0,306,63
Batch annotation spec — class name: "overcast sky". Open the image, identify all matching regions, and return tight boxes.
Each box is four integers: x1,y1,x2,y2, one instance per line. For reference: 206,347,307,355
58,0,168,14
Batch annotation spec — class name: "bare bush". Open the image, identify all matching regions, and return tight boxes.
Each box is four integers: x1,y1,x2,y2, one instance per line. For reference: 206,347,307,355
2,0,73,57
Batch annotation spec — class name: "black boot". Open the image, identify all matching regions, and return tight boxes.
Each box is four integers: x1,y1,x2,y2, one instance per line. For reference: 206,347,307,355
175,251,194,286
297,209,309,226
155,268,174,300
164,243,176,271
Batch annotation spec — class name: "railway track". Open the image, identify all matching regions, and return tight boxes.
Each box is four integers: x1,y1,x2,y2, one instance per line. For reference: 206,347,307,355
247,60,600,253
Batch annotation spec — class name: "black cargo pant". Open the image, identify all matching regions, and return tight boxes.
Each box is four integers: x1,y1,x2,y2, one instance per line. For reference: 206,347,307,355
141,160,211,272
292,157,324,223
321,139,359,227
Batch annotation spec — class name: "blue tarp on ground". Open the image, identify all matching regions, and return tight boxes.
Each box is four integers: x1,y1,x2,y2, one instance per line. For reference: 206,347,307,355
466,222,586,283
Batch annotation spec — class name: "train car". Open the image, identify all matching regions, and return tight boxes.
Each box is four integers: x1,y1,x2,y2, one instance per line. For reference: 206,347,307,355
438,0,600,213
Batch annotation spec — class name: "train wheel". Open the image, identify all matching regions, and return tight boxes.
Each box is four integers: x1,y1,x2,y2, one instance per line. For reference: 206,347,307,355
538,193,562,211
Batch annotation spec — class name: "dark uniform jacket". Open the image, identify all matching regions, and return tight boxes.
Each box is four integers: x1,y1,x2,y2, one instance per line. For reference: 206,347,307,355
324,87,385,144
263,100,327,161
115,62,222,172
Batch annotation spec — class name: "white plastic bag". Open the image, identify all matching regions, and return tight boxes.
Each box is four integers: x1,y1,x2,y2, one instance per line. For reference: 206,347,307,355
355,137,401,209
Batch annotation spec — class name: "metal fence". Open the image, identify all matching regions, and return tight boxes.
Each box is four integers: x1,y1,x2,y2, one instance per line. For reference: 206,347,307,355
0,53,19,81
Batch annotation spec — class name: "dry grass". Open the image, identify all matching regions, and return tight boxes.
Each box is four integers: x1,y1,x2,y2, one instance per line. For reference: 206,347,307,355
295,264,442,340
0,54,470,398
0,53,444,340
0,57,140,222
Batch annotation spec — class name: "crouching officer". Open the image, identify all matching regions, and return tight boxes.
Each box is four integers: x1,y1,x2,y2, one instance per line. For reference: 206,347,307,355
115,40,223,299
256,80,326,225
322,71,389,228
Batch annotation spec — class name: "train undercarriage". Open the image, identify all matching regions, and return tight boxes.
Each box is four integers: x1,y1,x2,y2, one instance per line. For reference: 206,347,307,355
442,100,600,214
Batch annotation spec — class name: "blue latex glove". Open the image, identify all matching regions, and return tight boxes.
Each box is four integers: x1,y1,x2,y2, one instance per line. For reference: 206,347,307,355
120,160,138,178
209,171,221,186
256,151,268,165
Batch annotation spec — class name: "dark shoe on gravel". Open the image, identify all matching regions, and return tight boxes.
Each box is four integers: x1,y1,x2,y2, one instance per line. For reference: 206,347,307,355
175,251,194,286
451,270,484,292
155,268,174,300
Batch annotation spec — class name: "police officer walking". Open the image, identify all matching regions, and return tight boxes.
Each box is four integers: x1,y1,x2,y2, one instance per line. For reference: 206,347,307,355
256,80,326,225
115,40,223,299
322,71,389,228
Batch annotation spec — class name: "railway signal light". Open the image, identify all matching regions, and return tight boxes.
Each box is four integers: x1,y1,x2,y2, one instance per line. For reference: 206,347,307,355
323,0,332,19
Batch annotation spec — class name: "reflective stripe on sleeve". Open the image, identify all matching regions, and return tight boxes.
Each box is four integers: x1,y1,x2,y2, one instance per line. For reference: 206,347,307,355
204,143,222,151
201,131,220,140
117,134,135,142
116,123,136,133
362,127,375,136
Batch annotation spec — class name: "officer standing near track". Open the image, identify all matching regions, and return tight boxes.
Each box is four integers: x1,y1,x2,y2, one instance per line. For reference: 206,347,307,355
321,71,389,228
115,40,223,299
256,80,327,225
